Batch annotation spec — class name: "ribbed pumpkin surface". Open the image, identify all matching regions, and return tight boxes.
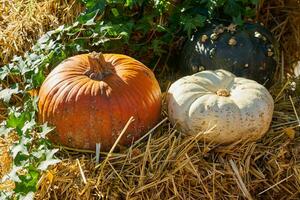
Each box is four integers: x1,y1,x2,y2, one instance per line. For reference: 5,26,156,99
38,53,162,150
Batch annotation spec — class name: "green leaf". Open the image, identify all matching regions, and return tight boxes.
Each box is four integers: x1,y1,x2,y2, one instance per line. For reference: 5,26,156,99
78,10,99,25
11,137,30,159
233,14,244,26
14,152,30,166
0,65,11,80
19,191,35,200
125,0,133,7
30,96,39,112
37,33,51,45
151,39,167,56
31,69,45,88
39,123,54,138
37,149,60,171
154,0,170,14
111,8,120,17
7,110,30,130
0,86,19,103
21,119,36,133
244,6,256,18
0,126,13,136
125,0,144,7
2,165,23,182
250,0,259,5
224,0,243,17
85,0,106,13
84,10,99,26
15,168,40,194
156,25,169,33
181,14,206,38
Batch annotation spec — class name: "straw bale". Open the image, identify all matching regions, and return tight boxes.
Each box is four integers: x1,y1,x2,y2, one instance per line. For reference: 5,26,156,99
35,77,300,199
0,0,83,66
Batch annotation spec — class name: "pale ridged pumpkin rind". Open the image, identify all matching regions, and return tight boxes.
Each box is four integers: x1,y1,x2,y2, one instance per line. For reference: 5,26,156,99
167,69,274,143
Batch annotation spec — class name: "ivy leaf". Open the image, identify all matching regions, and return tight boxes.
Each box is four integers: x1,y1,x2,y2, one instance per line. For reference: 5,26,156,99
39,123,54,138
37,33,51,45
233,14,244,26
0,65,11,80
19,192,35,200
85,0,106,13
156,25,169,33
250,0,259,5
244,6,256,18
224,0,242,17
78,0,105,25
7,110,30,131
14,168,39,194
29,96,39,112
0,126,13,136
31,69,45,88
0,85,19,103
111,8,120,17
154,0,170,14
21,119,36,133
125,0,144,7
78,10,99,25
84,10,99,26
151,39,167,56
1,165,22,183
0,191,14,199
11,137,30,159
125,0,133,7
181,14,206,38
37,149,60,171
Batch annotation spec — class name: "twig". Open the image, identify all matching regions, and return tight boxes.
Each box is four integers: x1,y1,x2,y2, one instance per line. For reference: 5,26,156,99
229,159,253,200
95,143,101,165
54,145,95,154
96,116,135,185
76,159,87,185
289,95,300,126
131,117,168,148
258,175,293,195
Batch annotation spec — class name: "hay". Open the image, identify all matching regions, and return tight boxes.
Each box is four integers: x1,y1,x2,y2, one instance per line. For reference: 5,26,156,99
0,0,83,67
0,133,17,193
34,75,300,199
258,0,300,74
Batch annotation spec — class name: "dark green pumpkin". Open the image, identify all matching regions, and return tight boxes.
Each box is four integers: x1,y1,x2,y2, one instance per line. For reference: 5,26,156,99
179,22,278,87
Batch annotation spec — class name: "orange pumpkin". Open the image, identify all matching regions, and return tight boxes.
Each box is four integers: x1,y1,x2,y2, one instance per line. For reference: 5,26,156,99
38,52,162,150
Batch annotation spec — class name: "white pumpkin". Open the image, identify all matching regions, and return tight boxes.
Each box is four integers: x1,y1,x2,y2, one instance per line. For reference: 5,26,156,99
167,69,274,143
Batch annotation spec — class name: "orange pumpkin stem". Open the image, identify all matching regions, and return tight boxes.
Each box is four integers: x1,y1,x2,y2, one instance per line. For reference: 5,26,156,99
85,52,114,80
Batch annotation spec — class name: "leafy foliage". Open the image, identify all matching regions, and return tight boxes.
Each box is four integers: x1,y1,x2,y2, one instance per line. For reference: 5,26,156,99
0,0,258,199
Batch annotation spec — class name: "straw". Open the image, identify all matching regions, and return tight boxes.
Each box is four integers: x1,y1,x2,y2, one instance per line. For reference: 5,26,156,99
0,0,83,67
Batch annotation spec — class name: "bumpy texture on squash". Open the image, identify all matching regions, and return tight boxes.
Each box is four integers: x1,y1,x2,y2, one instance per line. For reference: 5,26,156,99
179,22,278,87
167,69,274,143
38,52,162,150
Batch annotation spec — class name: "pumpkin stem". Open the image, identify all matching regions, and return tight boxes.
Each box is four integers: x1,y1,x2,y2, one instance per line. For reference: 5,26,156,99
216,89,230,97
85,52,114,80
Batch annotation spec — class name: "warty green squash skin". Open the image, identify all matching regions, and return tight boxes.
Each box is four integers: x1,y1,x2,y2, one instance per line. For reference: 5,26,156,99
179,22,278,88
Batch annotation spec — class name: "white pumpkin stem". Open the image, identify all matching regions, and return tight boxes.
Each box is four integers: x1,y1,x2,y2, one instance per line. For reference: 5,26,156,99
216,88,230,97
86,52,114,80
